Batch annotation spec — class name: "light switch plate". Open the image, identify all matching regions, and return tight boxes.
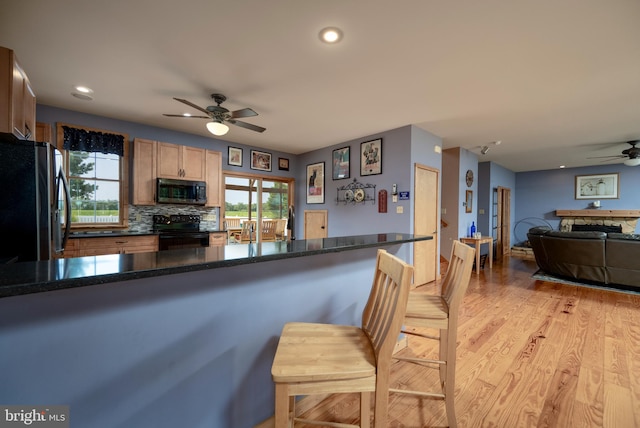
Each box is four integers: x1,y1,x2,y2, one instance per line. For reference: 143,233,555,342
396,206,403,214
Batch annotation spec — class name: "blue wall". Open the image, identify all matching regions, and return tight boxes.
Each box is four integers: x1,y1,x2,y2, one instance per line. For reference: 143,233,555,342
515,163,640,237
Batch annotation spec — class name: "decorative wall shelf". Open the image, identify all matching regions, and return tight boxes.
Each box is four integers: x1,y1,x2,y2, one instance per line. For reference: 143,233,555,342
336,178,376,205
556,210,640,218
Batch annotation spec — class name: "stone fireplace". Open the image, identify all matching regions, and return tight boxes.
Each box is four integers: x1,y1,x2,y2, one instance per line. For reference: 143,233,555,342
556,210,640,234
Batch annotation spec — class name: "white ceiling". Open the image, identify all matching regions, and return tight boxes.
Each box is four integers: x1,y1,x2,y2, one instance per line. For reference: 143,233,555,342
1,0,639,172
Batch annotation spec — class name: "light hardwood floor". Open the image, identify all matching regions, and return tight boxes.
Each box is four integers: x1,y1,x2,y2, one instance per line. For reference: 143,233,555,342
265,255,640,427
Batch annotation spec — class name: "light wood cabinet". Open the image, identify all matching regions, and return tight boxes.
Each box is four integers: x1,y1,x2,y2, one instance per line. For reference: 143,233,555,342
36,122,52,143
64,235,159,258
132,138,157,205
0,46,36,140
157,142,205,181
131,139,222,207
205,150,222,207
209,232,226,247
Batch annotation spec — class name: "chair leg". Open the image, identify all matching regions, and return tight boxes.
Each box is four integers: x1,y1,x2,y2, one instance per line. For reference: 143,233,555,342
439,329,448,387
373,389,389,428
360,391,371,428
442,329,458,428
274,383,292,428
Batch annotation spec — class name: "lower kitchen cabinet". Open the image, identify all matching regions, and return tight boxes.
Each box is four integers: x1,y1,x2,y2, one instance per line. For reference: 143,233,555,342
64,235,159,257
209,232,227,247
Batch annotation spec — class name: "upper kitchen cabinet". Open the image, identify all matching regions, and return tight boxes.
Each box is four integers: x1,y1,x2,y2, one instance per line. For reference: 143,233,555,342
0,47,36,140
132,138,157,205
157,141,205,181
205,150,222,207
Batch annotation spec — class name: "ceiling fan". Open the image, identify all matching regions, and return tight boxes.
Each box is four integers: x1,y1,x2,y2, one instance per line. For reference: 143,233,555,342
588,140,640,166
163,93,266,136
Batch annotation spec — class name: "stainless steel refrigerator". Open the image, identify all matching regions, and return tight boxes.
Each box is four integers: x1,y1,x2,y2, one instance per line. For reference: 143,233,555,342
0,139,71,262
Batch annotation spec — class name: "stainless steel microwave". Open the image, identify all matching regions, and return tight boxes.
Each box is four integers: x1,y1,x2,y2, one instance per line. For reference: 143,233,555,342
157,178,207,205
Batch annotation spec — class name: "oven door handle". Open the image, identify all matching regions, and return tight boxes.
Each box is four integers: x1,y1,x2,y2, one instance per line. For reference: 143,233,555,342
159,233,210,239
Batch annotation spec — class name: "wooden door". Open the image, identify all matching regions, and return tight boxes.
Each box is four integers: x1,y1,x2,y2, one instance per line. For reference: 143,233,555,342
496,186,511,259
413,164,439,286
304,210,328,239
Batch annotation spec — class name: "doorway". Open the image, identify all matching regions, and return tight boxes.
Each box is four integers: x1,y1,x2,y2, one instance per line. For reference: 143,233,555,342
494,186,511,259
413,164,439,286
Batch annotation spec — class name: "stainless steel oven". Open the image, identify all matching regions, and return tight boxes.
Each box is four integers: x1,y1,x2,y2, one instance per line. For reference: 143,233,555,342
153,214,210,251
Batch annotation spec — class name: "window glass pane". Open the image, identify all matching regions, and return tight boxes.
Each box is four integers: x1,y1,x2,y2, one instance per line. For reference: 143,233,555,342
69,151,119,180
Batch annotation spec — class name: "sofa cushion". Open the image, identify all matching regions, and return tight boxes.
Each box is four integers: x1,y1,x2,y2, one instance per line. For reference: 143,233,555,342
606,235,640,287
541,232,607,282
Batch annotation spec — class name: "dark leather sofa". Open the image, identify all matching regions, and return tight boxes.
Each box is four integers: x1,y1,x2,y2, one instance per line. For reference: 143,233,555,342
527,226,640,289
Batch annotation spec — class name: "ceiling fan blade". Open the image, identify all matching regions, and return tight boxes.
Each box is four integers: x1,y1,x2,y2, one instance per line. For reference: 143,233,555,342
163,114,210,119
230,108,258,119
173,98,211,115
228,119,266,133
587,155,625,159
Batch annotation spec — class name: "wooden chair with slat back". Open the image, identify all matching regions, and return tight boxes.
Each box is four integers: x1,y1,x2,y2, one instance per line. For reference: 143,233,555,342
224,218,241,242
261,220,277,242
274,219,287,241
236,220,256,243
389,240,475,428
271,249,413,428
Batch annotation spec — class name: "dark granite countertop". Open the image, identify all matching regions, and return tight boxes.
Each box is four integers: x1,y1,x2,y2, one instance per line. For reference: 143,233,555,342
69,231,159,238
0,233,430,298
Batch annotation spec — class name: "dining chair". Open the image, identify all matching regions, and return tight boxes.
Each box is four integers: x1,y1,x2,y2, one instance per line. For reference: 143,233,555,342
274,219,287,241
389,240,475,428
224,217,241,242
261,220,277,242
236,220,256,243
271,249,414,428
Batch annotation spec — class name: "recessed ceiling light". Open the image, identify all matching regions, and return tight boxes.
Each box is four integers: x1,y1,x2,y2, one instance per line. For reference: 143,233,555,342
559,165,566,168
74,85,93,94
319,27,343,44
183,113,192,117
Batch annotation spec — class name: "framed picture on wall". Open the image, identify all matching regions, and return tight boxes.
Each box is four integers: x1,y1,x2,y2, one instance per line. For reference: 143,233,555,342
228,147,243,167
250,150,272,172
465,190,473,213
278,157,289,171
306,162,325,204
360,138,382,176
575,173,619,199
332,146,350,180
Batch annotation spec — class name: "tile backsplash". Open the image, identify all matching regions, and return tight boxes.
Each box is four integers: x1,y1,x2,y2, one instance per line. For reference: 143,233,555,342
128,205,219,232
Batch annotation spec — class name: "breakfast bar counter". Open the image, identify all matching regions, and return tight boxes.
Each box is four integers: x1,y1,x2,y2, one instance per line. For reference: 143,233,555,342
0,233,428,428
0,233,428,298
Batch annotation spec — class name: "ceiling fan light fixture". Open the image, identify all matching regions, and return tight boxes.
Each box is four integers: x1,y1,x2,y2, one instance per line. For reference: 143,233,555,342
624,157,640,166
206,121,229,136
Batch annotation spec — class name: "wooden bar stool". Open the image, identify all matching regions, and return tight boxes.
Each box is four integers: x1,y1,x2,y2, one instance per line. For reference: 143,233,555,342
390,240,475,428
271,249,414,428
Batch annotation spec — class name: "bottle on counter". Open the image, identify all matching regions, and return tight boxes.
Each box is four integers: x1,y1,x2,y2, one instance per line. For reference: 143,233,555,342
470,221,476,238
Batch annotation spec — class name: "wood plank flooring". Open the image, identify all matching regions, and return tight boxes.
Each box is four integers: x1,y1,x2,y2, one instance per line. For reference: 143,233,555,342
270,256,640,427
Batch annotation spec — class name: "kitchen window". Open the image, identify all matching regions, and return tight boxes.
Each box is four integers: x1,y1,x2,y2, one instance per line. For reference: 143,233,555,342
56,123,129,229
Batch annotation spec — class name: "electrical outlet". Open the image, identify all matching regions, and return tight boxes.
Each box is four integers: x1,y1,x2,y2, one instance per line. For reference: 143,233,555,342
396,206,403,214
135,214,141,222
392,195,398,203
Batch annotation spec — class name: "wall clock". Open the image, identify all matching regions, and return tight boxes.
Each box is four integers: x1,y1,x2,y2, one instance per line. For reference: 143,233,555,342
466,169,474,187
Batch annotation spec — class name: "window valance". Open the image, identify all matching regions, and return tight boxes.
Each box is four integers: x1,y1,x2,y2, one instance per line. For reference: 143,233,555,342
62,126,124,156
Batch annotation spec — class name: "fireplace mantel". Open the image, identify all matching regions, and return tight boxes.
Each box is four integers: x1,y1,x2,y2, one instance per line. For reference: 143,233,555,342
555,210,640,234
556,210,640,218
